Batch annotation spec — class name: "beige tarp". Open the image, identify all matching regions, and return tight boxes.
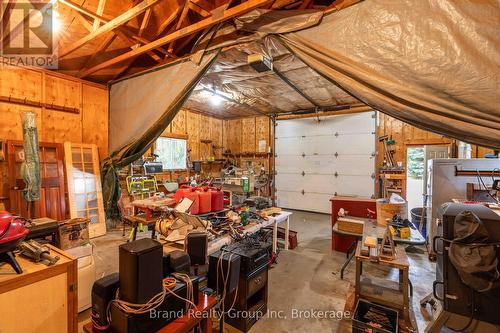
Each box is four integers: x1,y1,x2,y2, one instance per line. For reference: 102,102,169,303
279,0,500,147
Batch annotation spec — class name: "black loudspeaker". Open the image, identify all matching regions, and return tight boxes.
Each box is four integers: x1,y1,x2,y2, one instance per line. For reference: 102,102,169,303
162,250,191,276
110,276,200,333
208,250,241,294
119,238,163,304
91,272,120,327
185,232,208,266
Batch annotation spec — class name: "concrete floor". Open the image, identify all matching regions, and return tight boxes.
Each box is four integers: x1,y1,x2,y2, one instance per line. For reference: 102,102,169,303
79,210,436,332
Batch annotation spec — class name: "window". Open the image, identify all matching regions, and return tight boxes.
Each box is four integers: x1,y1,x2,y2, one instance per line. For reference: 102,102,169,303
154,137,187,170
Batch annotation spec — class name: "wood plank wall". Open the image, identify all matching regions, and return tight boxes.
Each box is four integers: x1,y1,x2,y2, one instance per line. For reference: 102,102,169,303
0,65,108,210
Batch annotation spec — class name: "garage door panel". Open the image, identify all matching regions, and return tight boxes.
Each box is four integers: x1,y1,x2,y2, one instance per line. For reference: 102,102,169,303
275,173,335,193
276,191,331,214
275,112,375,213
276,155,335,174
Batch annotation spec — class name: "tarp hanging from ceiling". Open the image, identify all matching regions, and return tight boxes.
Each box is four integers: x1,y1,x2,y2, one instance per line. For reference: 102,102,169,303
278,0,500,148
103,53,218,217
105,0,500,215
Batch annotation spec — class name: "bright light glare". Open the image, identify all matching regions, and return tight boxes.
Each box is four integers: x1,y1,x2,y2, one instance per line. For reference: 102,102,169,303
53,10,62,33
210,94,222,106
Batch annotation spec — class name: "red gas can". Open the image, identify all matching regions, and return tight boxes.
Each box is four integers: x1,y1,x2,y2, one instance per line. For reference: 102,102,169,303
210,188,224,212
174,185,192,203
197,188,212,214
184,189,199,215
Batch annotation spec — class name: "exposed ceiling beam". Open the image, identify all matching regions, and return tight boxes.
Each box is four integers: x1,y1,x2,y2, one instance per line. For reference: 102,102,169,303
58,0,110,22
298,0,313,9
79,0,272,77
58,0,162,58
188,1,211,17
155,6,181,36
167,0,191,54
93,0,107,30
138,9,152,36
273,68,319,108
77,33,116,77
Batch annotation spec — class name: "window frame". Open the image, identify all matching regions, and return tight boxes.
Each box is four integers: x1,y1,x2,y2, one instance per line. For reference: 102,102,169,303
153,134,189,171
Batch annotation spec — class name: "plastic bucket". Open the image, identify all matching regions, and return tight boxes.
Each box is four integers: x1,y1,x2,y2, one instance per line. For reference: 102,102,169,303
410,207,427,238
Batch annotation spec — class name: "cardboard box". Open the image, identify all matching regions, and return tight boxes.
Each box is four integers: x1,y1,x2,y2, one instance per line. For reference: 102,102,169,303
57,218,90,250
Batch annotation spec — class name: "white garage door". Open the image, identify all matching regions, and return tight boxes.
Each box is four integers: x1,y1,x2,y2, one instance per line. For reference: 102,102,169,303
275,112,376,213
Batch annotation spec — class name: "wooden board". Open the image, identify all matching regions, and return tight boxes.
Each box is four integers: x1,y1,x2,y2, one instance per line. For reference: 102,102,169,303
241,117,256,152
186,111,200,160
210,117,223,158
0,102,43,141
44,74,82,112
0,65,42,102
82,84,109,158
42,109,83,143
224,118,242,153
255,116,270,153
64,142,107,238
171,108,187,135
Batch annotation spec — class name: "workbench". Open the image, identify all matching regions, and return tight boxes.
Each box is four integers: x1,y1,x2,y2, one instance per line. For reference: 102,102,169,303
83,292,217,333
0,245,77,333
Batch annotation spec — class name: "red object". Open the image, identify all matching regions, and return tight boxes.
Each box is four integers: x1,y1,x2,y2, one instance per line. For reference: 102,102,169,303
197,188,212,214
210,188,224,212
0,211,29,274
183,190,200,215
330,197,376,253
174,185,193,203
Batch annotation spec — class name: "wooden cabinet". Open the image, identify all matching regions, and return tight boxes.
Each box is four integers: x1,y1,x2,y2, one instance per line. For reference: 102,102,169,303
0,245,77,333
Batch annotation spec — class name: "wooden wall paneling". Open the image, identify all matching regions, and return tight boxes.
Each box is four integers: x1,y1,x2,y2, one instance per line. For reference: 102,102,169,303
225,119,242,153
0,66,42,102
82,84,109,158
210,118,223,158
255,116,270,153
0,103,43,141
44,75,82,111
199,114,212,160
42,109,83,143
241,117,256,152
186,111,200,160
171,109,187,135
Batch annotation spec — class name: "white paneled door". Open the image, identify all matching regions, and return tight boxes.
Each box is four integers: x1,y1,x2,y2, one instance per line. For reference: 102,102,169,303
275,112,376,213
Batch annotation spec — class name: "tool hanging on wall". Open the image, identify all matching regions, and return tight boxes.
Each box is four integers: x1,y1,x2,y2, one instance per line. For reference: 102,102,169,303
378,135,398,169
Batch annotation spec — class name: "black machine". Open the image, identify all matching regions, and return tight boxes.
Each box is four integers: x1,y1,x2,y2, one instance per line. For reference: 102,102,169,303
91,273,120,328
185,232,208,267
119,238,163,304
110,277,199,333
222,239,271,276
162,250,191,276
434,203,500,325
208,250,241,294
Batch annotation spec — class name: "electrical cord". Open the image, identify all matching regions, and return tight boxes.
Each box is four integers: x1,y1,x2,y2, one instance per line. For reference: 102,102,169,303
476,170,499,203
445,288,476,332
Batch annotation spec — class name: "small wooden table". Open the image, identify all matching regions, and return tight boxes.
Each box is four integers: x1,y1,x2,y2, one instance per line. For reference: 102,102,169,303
83,292,217,333
130,197,177,221
354,241,417,332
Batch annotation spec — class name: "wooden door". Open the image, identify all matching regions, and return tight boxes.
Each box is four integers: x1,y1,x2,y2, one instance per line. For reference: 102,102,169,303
64,142,106,238
7,141,67,220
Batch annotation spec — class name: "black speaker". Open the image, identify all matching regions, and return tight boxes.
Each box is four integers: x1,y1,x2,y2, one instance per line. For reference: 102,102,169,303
185,232,208,266
162,250,191,276
208,250,241,294
91,272,119,327
119,238,163,304
110,276,200,333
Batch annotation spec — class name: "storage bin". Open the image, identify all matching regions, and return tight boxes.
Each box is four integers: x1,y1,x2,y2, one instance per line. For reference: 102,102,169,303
353,299,398,333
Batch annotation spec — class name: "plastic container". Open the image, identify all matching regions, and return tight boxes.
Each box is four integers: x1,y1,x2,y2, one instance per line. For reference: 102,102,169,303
174,185,193,203
353,299,398,333
410,207,427,238
184,189,199,215
197,188,212,214
210,188,224,212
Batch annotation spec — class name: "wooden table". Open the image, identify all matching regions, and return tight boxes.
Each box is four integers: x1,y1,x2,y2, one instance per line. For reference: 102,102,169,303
130,197,177,221
83,292,216,333
0,245,77,333
354,241,417,332
333,217,425,279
